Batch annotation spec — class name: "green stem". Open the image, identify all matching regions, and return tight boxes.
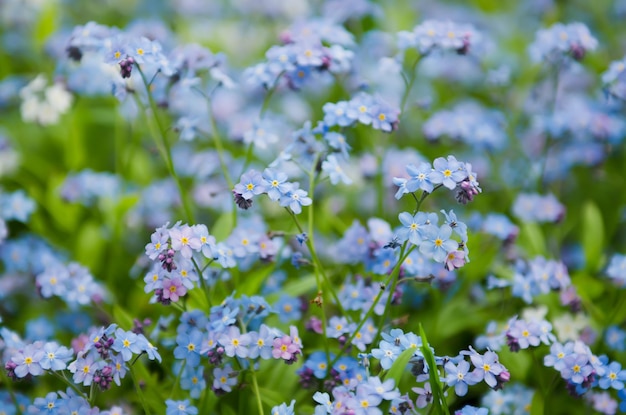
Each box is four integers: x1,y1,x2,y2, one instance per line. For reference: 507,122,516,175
1,367,23,415
287,208,346,317
168,359,186,400
260,71,284,116
236,321,265,415
372,244,416,346
135,65,195,223
130,366,151,415
400,55,422,116
51,371,88,400
201,93,238,229
250,367,265,415
88,383,95,405
304,172,332,364
192,258,213,308
538,67,561,191
329,243,414,368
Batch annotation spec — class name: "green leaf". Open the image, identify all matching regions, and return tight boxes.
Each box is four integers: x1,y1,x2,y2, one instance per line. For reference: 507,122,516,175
280,273,317,298
112,304,134,330
74,220,106,271
33,1,58,47
383,346,416,385
239,265,275,296
530,390,544,415
419,324,450,415
258,387,285,407
581,200,605,273
518,222,546,257
211,212,235,241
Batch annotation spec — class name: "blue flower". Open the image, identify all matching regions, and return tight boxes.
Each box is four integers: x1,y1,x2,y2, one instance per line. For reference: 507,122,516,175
262,168,290,201
323,101,354,127
605,326,626,352
39,342,73,371
419,224,458,262
113,329,142,362
234,169,266,200
165,399,198,415
180,365,206,399
396,212,435,245
322,154,352,185
429,156,467,190
370,101,399,132
270,400,296,415
405,162,434,193
324,132,351,159
371,340,401,370
275,295,303,323
173,329,204,367
212,364,238,392
445,360,476,397
280,184,312,214
599,361,626,390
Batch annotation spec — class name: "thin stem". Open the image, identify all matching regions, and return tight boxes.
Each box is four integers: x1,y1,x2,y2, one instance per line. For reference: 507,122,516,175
192,257,213,308
1,368,23,415
236,320,265,415
372,244,416,346
135,65,195,223
538,67,561,191
400,55,422,116
287,208,346,317
88,383,95,405
329,242,414,368
304,164,332,364
51,371,88,400
168,360,186,400
130,366,151,415
250,366,265,415
260,71,284,117
413,185,442,215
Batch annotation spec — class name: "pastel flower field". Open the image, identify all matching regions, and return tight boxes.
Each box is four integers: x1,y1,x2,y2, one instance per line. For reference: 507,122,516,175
1,0,626,414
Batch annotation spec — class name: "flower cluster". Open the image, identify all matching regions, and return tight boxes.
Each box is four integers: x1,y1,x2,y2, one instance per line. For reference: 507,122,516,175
244,19,355,89
398,20,482,55
393,155,481,204
60,169,123,205
0,189,36,223
4,323,160,392
166,299,303,398
423,102,507,150
529,22,598,64
369,328,510,408
322,92,400,133
544,340,626,396
488,256,571,304
36,261,107,307
233,168,312,213
512,192,565,223
19,74,73,125
603,57,626,100
606,254,626,287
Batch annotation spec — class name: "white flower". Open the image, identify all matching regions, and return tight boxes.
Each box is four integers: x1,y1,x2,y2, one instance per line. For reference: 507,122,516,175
19,74,73,125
